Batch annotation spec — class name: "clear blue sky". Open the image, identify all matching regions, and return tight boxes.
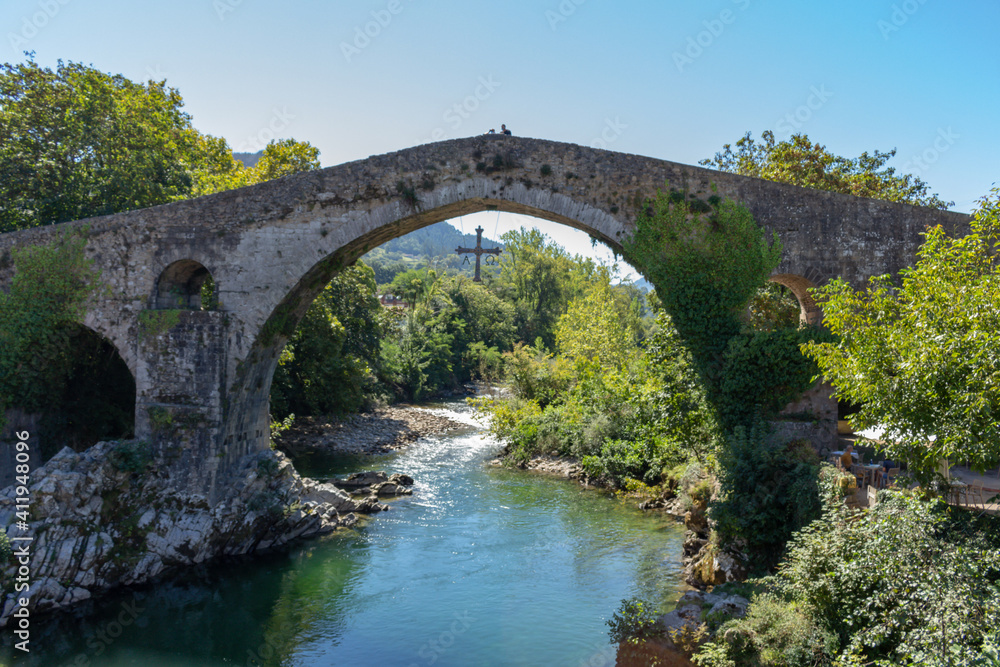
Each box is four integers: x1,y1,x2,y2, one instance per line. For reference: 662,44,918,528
3,0,998,270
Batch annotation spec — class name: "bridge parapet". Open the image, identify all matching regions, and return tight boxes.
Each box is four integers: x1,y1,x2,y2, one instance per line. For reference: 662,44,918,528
0,136,973,497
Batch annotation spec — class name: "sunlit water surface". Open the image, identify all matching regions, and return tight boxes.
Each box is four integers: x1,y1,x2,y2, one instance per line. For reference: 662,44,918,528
9,401,686,666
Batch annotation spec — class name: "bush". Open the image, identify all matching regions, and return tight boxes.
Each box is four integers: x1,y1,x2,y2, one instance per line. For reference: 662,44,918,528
694,594,837,667
689,478,715,504
582,437,667,488
711,423,822,572
578,411,617,458
470,395,543,464
701,491,1000,665
662,462,691,492
504,343,574,408
607,597,661,644
110,440,152,473
767,492,1000,665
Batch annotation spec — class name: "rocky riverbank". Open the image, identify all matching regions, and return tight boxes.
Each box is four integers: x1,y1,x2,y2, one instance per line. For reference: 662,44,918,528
276,405,467,457
493,455,588,481
0,442,385,628
498,451,746,589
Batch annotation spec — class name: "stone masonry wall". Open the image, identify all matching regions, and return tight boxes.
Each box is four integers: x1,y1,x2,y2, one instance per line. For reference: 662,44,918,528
0,136,972,496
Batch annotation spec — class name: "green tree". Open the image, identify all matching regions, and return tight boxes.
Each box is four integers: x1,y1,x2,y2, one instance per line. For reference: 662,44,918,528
0,57,321,232
749,282,802,331
0,59,206,230
0,232,100,431
252,138,320,181
700,131,952,209
555,272,639,370
193,138,321,196
378,268,460,400
802,188,1000,484
495,227,597,348
270,263,388,417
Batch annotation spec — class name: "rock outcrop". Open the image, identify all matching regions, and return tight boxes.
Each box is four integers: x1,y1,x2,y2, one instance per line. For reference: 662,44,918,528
0,441,372,628
633,481,748,588
326,471,415,512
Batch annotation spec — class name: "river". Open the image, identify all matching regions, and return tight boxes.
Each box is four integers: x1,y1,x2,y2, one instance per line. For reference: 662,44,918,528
10,400,687,666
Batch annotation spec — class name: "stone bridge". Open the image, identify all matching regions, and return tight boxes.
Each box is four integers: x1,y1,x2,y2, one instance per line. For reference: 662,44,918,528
0,136,970,499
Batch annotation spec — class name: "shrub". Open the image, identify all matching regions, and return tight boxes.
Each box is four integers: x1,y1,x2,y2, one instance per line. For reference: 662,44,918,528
110,440,152,473
578,411,617,458
532,403,585,457
471,395,543,463
689,478,715,504
582,437,666,488
693,594,837,667
662,462,691,492
767,492,1000,665
504,343,574,408
703,491,1000,665
607,597,661,644
711,423,822,572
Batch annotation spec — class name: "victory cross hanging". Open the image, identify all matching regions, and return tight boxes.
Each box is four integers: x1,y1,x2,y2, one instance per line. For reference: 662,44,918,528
455,226,501,282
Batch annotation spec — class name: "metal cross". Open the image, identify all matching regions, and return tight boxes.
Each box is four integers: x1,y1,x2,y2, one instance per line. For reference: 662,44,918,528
455,226,502,282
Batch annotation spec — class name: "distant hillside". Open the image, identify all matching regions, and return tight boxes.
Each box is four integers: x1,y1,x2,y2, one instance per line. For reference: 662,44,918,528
632,276,653,292
234,151,262,168
381,221,499,256
362,222,501,284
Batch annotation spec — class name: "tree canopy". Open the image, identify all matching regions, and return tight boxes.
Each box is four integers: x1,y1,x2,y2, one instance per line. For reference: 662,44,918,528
802,188,1000,482
0,57,320,232
555,271,640,371
700,131,953,210
495,227,599,349
192,138,320,197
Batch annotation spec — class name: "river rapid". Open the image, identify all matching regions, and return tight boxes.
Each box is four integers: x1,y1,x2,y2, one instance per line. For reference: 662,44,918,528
12,400,687,666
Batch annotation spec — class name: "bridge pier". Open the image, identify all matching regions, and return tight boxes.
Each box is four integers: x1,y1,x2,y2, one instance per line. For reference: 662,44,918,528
135,310,231,496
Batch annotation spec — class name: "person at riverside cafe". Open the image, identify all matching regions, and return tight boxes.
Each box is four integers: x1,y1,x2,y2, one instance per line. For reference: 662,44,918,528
840,445,855,471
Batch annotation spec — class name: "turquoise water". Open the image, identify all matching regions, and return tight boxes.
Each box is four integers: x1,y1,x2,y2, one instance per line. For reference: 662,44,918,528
8,401,686,666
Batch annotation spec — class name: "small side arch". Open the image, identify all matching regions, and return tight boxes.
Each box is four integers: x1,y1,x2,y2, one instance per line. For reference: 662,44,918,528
769,273,823,325
152,259,218,310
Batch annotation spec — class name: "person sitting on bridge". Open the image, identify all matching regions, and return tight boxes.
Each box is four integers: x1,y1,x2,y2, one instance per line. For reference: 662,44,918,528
501,124,512,135
487,128,496,134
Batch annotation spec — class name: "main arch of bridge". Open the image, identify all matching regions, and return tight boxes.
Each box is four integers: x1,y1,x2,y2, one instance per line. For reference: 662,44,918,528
0,136,970,499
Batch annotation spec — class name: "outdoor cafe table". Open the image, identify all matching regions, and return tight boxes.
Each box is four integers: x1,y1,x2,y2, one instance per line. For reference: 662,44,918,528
862,463,883,488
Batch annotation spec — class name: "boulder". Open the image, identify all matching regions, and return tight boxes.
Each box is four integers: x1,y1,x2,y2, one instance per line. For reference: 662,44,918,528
332,471,388,490
658,603,704,636
683,501,709,536
689,550,748,587
354,495,389,513
682,532,707,557
388,473,414,486
372,482,412,497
